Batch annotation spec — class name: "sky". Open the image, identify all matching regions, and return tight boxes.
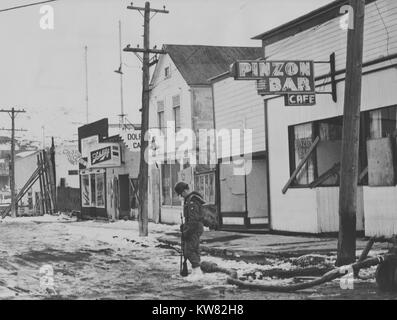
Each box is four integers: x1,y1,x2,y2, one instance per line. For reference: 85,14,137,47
0,0,331,146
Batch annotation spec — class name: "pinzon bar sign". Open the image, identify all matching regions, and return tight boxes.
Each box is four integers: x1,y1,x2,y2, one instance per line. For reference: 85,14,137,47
232,60,315,95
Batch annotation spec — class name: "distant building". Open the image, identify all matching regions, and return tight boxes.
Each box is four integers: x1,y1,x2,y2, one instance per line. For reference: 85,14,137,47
78,118,140,220
15,150,41,216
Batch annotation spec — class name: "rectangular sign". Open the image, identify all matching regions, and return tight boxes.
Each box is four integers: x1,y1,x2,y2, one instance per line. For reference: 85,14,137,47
91,146,111,165
284,93,316,106
232,60,315,95
89,143,121,168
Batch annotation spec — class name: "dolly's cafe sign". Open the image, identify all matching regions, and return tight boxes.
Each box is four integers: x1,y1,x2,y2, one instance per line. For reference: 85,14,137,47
232,60,315,95
120,128,141,152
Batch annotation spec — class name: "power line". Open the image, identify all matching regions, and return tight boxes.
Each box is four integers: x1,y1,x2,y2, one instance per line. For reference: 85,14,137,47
0,0,57,13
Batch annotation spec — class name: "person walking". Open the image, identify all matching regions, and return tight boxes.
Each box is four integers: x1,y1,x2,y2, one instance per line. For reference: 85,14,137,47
174,181,205,281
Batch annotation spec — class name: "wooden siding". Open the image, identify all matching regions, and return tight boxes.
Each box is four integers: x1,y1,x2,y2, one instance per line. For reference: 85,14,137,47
213,77,266,157
316,187,364,233
149,53,192,142
364,186,397,237
265,0,397,78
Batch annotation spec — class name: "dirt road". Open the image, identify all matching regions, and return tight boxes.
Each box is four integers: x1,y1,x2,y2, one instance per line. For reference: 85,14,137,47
0,217,394,300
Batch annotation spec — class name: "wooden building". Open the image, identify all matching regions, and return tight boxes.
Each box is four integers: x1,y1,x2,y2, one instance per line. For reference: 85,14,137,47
148,44,262,224
250,0,397,236
211,73,269,230
78,119,139,220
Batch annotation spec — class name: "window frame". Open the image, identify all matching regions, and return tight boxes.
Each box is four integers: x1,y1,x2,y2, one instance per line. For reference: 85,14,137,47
195,171,216,204
161,162,182,207
288,114,369,188
164,66,171,79
81,172,106,208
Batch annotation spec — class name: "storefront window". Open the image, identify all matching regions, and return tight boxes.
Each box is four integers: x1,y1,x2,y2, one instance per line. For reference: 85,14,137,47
293,123,315,185
161,162,181,206
81,172,105,208
90,174,96,207
96,174,105,208
161,164,171,205
289,114,370,188
171,164,181,205
195,172,216,204
81,175,90,207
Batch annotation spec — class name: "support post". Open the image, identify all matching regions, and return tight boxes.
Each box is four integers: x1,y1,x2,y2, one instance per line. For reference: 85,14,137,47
337,0,366,266
125,2,169,236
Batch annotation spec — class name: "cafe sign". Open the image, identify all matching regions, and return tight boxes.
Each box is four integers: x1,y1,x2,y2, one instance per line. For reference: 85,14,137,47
120,128,141,152
231,60,315,95
285,94,316,106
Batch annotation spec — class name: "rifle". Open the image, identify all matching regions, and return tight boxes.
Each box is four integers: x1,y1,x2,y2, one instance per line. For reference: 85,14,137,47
180,213,188,277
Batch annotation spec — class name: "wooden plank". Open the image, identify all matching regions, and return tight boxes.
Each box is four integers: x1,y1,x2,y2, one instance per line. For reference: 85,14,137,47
309,162,340,189
282,136,320,194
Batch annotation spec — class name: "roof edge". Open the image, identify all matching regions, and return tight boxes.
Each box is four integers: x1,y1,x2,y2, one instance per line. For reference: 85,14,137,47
252,0,377,44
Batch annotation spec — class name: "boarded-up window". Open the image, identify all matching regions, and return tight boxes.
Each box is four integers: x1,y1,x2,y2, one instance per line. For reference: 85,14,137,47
293,123,315,185
370,106,397,139
367,137,395,186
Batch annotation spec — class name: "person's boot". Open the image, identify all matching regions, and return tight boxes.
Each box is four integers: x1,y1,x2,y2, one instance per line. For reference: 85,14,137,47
186,267,204,281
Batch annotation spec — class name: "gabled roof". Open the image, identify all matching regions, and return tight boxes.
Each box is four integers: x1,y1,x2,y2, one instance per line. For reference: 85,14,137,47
163,44,263,85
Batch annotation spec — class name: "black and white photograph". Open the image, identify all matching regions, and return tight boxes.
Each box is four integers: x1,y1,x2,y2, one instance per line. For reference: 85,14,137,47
0,0,397,305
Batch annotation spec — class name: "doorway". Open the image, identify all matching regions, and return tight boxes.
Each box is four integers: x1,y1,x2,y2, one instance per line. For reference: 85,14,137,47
119,174,130,219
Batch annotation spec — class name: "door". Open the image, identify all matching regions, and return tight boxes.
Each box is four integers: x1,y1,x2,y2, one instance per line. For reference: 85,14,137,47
113,177,119,220
119,174,130,219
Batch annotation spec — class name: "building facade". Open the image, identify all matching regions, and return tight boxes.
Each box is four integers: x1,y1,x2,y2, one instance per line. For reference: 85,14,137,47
148,44,262,224
78,119,140,220
211,75,269,230
251,0,397,236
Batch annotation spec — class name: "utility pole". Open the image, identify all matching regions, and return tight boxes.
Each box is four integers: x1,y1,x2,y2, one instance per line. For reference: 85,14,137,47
115,20,126,129
0,108,26,218
84,45,89,124
124,2,168,236
336,0,366,266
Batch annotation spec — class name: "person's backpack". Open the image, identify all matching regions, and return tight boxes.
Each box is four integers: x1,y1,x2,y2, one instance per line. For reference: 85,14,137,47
186,192,219,230
200,203,219,230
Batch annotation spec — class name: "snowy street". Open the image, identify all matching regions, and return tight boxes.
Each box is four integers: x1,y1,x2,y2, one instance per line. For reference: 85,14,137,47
0,216,394,300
